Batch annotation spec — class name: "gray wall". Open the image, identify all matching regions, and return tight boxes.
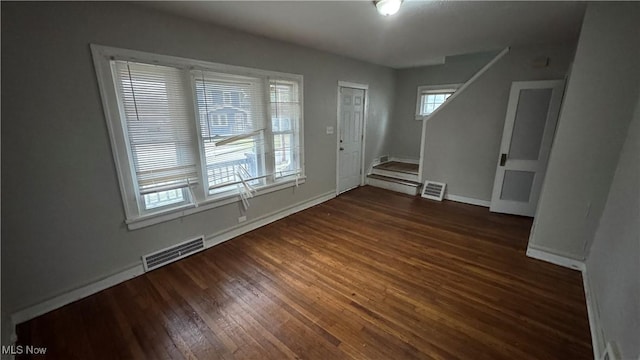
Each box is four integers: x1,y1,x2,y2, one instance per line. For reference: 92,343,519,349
417,43,575,201
389,52,498,160
586,95,639,359
529,3,640,259
0,2,395,320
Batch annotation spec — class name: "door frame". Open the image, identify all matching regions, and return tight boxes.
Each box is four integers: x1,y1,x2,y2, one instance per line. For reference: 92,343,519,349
490,79,565,216
336,81,369,195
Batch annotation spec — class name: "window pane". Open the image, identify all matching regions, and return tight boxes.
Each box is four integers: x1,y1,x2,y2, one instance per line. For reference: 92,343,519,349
509,88,552,160
426,103,436,114
112,60,197,211
270,80,301,178
203,133,264,194
143,188,186,209
420,91,454,115
195,78,261,138
271,103,297,132
194,72,267,193
274,133,295,175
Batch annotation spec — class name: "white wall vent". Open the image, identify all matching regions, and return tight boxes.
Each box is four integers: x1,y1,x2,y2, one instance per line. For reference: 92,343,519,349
142,235,205,272
379,155,389,163
421,181,446,201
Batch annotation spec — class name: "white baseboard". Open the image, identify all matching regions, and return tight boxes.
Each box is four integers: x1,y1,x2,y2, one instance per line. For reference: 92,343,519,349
367,177,421,196
526,246,602,360
11,264,145,326
204,191,335,248
10,191,336,327
582,268,604,360
525,246,585,271
389,156,420,165
444,193,491,208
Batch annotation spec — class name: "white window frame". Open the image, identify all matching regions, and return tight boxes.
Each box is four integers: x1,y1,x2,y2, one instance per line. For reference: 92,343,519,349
91,44,305,230
415,84,461,120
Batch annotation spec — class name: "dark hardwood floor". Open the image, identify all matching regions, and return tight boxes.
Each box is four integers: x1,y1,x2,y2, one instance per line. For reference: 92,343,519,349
16,186,592,359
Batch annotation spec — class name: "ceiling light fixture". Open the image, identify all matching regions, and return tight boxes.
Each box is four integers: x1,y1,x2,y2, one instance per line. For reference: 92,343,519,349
375,0,402,16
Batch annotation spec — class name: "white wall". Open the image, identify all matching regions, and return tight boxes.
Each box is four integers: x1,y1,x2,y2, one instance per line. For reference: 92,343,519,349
529,3,640,259
418,43,576,201
389,51,498,160
585,95,640,359
0,2,395,327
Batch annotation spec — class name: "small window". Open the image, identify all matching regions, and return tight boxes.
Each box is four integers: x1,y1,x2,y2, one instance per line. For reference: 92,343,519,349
415,84,461,119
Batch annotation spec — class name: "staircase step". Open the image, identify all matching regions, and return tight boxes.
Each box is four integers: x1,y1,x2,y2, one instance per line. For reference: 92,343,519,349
366,174,422,196
372,168,419,182
373,161,419,175
367,174,421,186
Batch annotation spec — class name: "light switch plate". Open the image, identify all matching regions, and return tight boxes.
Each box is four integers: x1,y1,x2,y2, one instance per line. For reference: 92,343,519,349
326,126,334,135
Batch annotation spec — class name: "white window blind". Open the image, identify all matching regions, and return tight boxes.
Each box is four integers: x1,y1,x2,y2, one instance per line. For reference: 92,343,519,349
93,45,305,226
193,70,267,193
270,79,301,178
112,61,198,209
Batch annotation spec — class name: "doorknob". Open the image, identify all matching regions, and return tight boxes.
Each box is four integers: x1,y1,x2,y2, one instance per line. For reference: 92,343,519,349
340,147,344,151
500,153,507,166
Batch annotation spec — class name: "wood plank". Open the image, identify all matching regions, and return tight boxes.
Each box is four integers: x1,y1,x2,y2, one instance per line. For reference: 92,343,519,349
374,161,419,175
15,186,592,359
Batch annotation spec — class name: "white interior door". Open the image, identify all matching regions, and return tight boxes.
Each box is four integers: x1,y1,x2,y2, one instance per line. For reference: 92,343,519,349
490,80,565,216
338,87,365,194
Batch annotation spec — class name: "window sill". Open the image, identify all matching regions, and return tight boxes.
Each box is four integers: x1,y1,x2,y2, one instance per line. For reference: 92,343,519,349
125,176,306,230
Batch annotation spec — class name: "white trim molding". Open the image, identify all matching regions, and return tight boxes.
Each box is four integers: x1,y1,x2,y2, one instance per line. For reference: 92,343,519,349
9,191,335,327
336,81,369,194
205,191,335,249
91,44,306,230
444,193,491,208
415,83,463,120
525,246,604,360
127,178,306,230
11,264,145,326
525,246,585,271
337,81,369,90
583,268,605,360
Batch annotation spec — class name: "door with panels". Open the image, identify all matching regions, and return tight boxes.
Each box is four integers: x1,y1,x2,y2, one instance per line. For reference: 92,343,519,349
338,87,365,194
490,80,565,216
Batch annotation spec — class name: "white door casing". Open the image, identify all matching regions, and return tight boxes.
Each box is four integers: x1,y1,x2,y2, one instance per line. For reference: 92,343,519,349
337,86,365,194
490,80,565,216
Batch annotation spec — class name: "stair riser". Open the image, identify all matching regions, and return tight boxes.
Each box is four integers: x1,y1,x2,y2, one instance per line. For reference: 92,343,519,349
371,168,419,182
367,178,421,196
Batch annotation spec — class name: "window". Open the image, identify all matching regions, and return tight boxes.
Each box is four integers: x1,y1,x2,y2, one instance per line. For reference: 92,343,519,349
415,84,461,119
194,71,268,195
92,45,304,228
270,80,301,178
112,61,197,212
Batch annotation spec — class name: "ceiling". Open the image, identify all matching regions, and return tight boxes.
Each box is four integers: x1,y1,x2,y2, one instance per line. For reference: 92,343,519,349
143,1,586,69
